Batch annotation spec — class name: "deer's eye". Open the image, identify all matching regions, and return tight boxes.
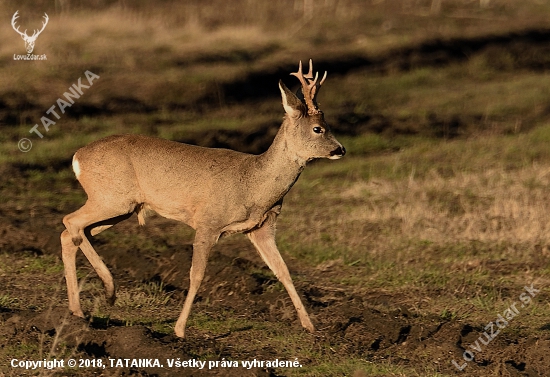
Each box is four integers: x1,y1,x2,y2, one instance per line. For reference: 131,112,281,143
313,126,324,134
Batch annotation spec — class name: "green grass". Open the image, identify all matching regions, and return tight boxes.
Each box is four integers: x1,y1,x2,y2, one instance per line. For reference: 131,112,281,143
24,255,65,275
0,294,19,308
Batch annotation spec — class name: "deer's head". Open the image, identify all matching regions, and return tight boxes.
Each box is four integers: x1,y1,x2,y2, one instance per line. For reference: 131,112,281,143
11,11,49,54
279,60,345,162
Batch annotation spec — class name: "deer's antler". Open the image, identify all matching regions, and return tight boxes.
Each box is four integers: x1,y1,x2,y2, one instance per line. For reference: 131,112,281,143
290,59,327,115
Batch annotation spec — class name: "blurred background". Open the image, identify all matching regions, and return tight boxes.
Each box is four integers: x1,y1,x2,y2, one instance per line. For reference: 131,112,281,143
3,0,550,161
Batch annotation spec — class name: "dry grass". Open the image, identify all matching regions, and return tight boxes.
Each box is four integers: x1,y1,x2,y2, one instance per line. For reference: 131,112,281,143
341,165,550,247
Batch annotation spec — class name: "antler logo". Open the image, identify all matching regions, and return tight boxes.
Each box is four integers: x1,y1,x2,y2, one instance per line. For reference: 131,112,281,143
11,11,49,54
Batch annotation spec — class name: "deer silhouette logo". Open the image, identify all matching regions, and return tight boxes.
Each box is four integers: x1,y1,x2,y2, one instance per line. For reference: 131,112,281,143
11,11,49,54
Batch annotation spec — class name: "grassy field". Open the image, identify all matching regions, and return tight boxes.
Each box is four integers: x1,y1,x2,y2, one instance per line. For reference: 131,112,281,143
2,1,550,376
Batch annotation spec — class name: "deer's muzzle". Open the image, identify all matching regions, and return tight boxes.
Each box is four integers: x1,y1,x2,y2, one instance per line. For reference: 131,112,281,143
329,145,346,159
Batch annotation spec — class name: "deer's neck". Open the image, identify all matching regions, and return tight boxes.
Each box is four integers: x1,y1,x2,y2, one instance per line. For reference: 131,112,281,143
251,123,306,204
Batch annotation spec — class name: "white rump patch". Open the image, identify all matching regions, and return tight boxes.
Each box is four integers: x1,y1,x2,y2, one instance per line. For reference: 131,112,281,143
72,154,81,179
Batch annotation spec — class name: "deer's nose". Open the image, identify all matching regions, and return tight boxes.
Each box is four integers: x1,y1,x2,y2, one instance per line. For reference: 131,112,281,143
330,146,346,157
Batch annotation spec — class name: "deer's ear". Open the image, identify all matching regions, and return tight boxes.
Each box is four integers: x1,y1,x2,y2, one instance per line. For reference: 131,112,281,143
279,80,305,118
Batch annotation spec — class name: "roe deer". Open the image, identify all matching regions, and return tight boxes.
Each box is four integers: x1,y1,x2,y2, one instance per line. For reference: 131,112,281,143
61,60,345,338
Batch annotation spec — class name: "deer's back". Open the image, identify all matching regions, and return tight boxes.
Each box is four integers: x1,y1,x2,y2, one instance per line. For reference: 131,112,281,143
73,134,255,213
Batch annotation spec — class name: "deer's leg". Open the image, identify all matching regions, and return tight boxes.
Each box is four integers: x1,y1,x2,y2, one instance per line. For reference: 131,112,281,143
64,201,132,246
62,203,133,313
174,230,218,338
246,212,315,333
61,229,84,317
62,221,123,317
